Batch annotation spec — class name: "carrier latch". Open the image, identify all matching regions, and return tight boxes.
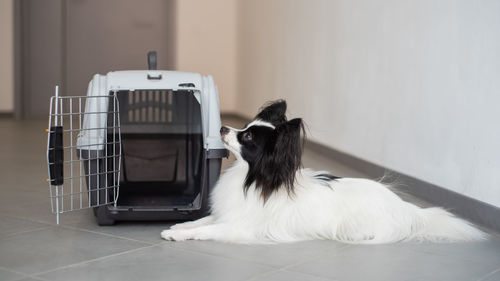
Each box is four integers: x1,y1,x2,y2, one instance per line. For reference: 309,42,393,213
47,126,64,186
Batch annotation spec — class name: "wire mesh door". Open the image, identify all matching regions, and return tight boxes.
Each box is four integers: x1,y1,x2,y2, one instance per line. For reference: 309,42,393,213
46,87,122,224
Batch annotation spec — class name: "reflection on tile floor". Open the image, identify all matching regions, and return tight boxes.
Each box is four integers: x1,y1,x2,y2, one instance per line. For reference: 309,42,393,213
0,117,499,281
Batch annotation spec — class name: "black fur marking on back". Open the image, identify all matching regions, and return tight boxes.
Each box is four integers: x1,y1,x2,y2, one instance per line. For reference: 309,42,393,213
314,173,341,182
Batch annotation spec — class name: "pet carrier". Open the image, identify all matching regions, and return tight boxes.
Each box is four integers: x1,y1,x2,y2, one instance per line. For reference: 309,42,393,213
46,52,227,225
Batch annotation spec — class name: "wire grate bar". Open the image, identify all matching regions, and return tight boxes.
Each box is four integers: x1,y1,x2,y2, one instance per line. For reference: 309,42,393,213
61,141,121,149
55,202,115,214
49,185,118,198
61,170,120,180
49,155,120,165
59,126,121,133
50,111,119,117
54,95,114,99
54,155,120,164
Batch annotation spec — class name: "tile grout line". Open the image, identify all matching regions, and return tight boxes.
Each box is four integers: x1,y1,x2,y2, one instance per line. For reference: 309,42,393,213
167,240,353,270
0,226,53,240
0,265,33,281
30,242,163,278
2,214,55,226
476,265,500,281
165,244,286,281
281,244,351,270
243,269,285,281
59,224,157,245
15,275,49,281
3,213,161,245
2,214,60,227
243,244,352,281
162,241,345,270
159,242,278,268
0,265,50,281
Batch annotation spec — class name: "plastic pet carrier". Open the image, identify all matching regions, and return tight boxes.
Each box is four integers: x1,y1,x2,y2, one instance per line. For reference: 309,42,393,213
46,52,227,225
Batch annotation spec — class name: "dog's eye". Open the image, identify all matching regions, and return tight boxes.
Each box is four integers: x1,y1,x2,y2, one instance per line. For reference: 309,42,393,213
242,132,253,141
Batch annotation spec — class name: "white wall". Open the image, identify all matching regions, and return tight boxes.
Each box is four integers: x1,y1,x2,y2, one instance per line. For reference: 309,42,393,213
236,0,500,207
176,0,238,113
0,0,14,112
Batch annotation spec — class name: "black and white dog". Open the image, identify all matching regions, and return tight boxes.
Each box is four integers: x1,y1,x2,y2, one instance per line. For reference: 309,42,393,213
161,100,484,244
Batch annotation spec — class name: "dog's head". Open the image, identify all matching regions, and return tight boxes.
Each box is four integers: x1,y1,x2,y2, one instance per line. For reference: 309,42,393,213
220,100,304,200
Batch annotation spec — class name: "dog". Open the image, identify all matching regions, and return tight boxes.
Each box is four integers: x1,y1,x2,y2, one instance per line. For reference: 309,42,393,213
161,100,485,244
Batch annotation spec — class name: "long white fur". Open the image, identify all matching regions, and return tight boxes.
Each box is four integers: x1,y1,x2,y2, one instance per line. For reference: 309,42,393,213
161,124,486,244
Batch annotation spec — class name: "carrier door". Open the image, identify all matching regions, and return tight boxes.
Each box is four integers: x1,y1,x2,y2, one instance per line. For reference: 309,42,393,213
46,89,122,224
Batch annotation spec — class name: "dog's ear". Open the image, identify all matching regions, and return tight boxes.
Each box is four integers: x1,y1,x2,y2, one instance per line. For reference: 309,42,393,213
248,118,304,201
255,100,287,126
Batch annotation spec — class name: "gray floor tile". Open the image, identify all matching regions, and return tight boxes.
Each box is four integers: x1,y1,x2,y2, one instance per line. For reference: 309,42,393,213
37,243,273,281
0,201,71,227
290,242,500,281
0,216,49,238
0,189,55,225
168,239,347,268
401,239,500,265
480,268,500,281
0,226,149,275
0,189,104,227
250,270,335,281
0,267,26,281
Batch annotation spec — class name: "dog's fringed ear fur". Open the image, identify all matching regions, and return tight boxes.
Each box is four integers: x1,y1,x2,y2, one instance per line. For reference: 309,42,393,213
255,100,287,126
245,118,305,202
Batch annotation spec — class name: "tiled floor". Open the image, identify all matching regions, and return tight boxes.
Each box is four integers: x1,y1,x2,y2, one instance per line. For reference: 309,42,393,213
0,117,499,281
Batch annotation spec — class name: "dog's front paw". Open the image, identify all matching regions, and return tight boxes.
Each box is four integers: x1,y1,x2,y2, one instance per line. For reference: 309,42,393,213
161,229,191,241
169,222,189,230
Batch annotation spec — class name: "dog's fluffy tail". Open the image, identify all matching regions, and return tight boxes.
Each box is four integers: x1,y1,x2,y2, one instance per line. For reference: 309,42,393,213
412,207,486,242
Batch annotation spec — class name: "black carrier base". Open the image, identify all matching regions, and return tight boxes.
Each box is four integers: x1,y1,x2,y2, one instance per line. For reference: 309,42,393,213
94,157,222,225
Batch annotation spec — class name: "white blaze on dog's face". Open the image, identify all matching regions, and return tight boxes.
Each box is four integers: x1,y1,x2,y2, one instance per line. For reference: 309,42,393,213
219,120,275,160
219,100,304,200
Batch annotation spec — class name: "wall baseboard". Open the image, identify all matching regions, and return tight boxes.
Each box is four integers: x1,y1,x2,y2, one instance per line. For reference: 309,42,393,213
221,113,500,234
0,112,14,118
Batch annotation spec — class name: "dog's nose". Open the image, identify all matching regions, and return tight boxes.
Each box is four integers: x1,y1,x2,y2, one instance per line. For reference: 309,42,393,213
220,126,229,136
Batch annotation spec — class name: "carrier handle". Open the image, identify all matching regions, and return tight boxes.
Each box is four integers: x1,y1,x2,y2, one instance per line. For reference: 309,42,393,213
148,51,157,70
147,51,162,80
